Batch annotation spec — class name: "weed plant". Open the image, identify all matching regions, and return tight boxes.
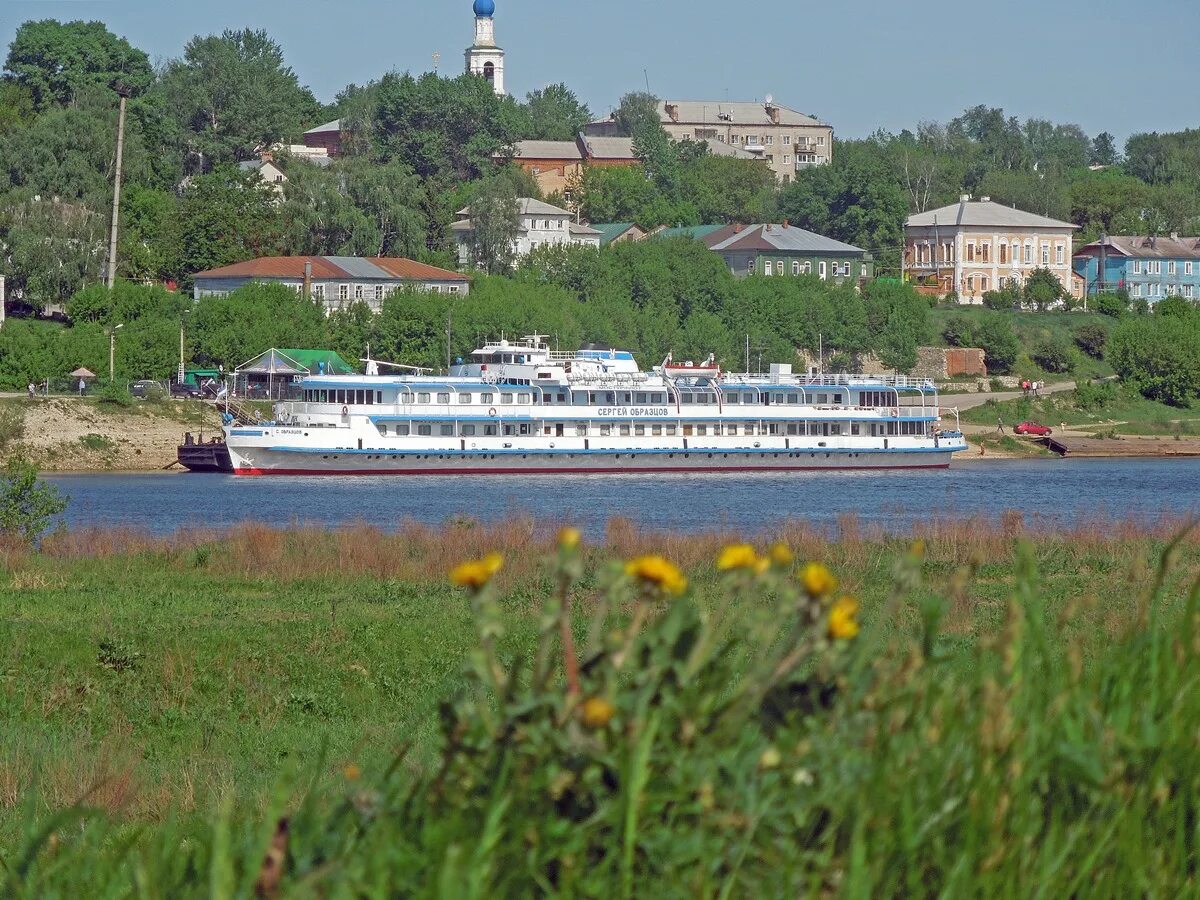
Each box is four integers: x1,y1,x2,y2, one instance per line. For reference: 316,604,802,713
2,520,1200,895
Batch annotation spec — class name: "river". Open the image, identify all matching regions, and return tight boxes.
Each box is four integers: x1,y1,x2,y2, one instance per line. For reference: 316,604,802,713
42,458,1200,536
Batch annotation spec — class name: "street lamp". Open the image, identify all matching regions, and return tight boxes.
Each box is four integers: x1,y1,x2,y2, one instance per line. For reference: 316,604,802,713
109,323,124,382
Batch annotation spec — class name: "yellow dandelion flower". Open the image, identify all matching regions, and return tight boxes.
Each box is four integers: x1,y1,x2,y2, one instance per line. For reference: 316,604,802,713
558,526,582,551
758,746,782,771
624,555,688,596
800,562,838,599
828,595,860,641
769,542,794,567
716,543,760,572
450,552,504,589
580,697,615,729
343,763,361,781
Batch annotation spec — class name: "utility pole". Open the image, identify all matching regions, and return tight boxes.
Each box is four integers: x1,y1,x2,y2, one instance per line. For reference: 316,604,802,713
178,325,186,384
109,323,124,382
106,86,132,289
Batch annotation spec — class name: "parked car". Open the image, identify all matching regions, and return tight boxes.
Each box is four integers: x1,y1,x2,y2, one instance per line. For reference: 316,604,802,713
170,382,203,399
130,380,165,400
1014,421,1053,436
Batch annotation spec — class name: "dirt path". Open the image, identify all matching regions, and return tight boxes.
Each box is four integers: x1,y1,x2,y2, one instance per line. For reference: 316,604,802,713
940,380,1077,411
0,398,222,472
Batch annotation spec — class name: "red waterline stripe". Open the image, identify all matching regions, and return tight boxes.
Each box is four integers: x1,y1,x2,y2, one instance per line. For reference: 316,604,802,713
233,463,951,476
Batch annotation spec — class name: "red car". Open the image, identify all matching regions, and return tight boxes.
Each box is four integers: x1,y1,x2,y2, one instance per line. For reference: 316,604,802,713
1014,421,1053,436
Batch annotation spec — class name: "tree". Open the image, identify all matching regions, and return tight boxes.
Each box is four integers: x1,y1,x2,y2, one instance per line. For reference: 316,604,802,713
466,176,520,274
982,285,1021,310
0,81,35,133
189,283,329,368
1093,293,1127,319
975,314,1020,374
1030,336,1074,374
0,457,68,545
0,198,105,310
3,19,152,110
1108,314,1200,407
158,28,321,168
612,92,660,138
521,84,590,141
942,315,977,347
1023,268,1065,310
174,170,281,281
1091,132,1119,167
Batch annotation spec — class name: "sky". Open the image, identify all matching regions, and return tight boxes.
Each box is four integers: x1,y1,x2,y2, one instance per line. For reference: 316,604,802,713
3,0,1198,144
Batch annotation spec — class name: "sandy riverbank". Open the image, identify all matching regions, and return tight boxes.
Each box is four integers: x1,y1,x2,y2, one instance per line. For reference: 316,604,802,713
0,397,222,472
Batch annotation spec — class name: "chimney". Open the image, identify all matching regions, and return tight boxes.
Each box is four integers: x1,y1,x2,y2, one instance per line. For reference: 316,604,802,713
664,103,679,123
767,104,780,124
303,260,313,299
734,223,744,233
783,219,789,229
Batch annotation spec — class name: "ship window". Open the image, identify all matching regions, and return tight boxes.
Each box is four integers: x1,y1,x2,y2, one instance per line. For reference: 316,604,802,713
437,392,450,403
652,393,665,404
635,392,647,403
418,392,431,403
697,395,709,405
377,424,388,436
745,424,756,436
817,393,828,404
788,393,799,404
697,425,707,436
619,425,631,436
518,393,532,404
727,424,737,436
376,391,383,403
743,394,755,403
396,424,409,436
440,424,454,436
787,423,800,435
681,394,693,404
480,392,494,403
831,394,842,404
576,423,588,436
519,424,531,435
634,424,646,436
418,424,432,436
768,423,781,435
485,425,497,436
459,393,472,404
557,392,567,403
652,424,663,436
726,394,739,404
620,393,632,403
666,425,677,436
400,391,413,403
712,425,723,435
501,393,514,404
851,423,860,435
600,424,612,436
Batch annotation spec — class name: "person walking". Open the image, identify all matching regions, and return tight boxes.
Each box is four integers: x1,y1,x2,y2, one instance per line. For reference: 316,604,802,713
78,377,86,397
27,382,35,400
996,417,1005,434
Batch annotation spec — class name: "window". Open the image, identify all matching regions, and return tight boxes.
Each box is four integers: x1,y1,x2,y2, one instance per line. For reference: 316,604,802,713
1186,262,1194,276
440,424,454,436
819,261,827,280
634,424,645,436
313,284,325,300
339,284,349,301
1168,261,1177,275
1132,259,1143,274
1185,285,1195,299
354,284,364,300
1041,243,1050,266
417,424,432,436
767,154,774,163
462,424,476,436
980,242,990,263
999,243,1008,264
776,259,785,275
792,260,801,275
1150,261,1162,275
500,393,514,404
730,134,739,143
437,392,450,404
764,261,773,276
417,392,431,403
1055,244,1065,265
375,285,384,301
817,136,826,146
1132,283,1143,298
965,242,976,263
518,393,531,404
765,136,773,145
458,393,472,404
783,135,791,145
480,392,493,404
783,155,791,164
1024,243,1033,265
1011,242,1020,264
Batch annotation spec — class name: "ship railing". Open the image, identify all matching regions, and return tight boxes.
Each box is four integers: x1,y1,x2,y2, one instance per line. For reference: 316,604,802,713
721,373,937,391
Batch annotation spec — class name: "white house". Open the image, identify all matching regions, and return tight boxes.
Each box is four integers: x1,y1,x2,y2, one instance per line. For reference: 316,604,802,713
451,198,601,268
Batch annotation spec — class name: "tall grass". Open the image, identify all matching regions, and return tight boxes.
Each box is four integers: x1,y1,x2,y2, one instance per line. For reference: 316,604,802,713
2,520,1200,894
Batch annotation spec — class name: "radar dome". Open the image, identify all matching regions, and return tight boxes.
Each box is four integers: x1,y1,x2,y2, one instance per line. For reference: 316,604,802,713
473,0,496,16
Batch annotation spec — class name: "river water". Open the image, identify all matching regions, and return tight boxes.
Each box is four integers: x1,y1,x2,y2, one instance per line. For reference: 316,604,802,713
42,458,1200,536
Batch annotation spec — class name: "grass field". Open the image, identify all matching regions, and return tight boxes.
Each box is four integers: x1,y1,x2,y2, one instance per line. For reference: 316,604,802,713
3,518,1200,894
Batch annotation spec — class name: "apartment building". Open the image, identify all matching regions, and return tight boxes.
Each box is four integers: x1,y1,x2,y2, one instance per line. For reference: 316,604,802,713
584,98,832,184
1074,234,1200,302
904,196,1077,302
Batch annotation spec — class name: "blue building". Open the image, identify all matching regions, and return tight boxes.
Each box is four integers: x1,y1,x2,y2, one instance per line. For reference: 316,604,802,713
1074,234,1200,302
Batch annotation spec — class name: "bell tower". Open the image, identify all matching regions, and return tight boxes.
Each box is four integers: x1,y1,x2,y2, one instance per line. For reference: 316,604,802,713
465,0,505,96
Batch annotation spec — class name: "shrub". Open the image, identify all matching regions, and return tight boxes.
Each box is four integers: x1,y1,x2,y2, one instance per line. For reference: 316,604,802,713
982,287,1019,310
0,403,25,450
1030,336,1074,374
941,314,976,348
1092,293,1126,318
1074,322,1109,359
0,456,68,544
1073,378,1117,411
1023,268,1065,310
96,381,135,408
975,314,1020,374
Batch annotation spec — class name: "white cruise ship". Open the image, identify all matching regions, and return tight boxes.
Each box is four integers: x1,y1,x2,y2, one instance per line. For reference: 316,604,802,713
223,336,967,475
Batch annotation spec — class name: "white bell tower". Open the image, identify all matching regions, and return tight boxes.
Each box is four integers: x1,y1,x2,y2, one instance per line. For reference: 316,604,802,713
465,0,505,96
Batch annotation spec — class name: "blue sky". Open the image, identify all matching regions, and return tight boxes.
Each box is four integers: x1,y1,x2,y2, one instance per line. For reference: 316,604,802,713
3,0,1197,143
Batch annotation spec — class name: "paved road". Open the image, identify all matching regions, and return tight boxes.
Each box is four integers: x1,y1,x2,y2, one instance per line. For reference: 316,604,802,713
940,380,1076,411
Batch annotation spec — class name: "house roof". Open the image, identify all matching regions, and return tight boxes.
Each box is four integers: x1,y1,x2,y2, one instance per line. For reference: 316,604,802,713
304,119,340,135
569,222,601,236
710,224,869,256
1075,235,1200,260
578,135,639,160
193,256,469,282
589,222,643,244
656,100,828,128
906,199,1077,230
512,140,583,160
455,197,573,218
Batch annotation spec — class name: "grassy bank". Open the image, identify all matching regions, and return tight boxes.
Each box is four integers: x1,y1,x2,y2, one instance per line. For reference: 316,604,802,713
3,519,1200,894
961,386,1199,436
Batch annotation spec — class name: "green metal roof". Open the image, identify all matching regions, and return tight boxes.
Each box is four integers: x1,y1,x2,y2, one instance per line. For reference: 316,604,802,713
655,224,727,241
589,222,639,245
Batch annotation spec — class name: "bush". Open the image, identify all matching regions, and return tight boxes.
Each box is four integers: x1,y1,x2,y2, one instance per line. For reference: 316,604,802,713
1092,293,1127,318
941,314,976,347
1074,322,1109,359
0,456,68,545
1109,314,1200,407
982,286,1020,310
1073,378,1117,411
975,314,1020,374
0,404,25,450
96,381,135,408
1023,268,1066,310
1030,336,1074,374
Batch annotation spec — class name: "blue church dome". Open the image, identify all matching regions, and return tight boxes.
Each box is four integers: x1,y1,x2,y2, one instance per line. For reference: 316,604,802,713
473,0,495,16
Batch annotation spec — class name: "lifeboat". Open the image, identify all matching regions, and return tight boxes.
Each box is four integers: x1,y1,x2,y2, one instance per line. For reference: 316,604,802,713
662,352,721,380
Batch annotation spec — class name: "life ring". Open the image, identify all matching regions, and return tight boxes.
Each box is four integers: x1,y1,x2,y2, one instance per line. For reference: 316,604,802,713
488,407,497,417
341,406,349,416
